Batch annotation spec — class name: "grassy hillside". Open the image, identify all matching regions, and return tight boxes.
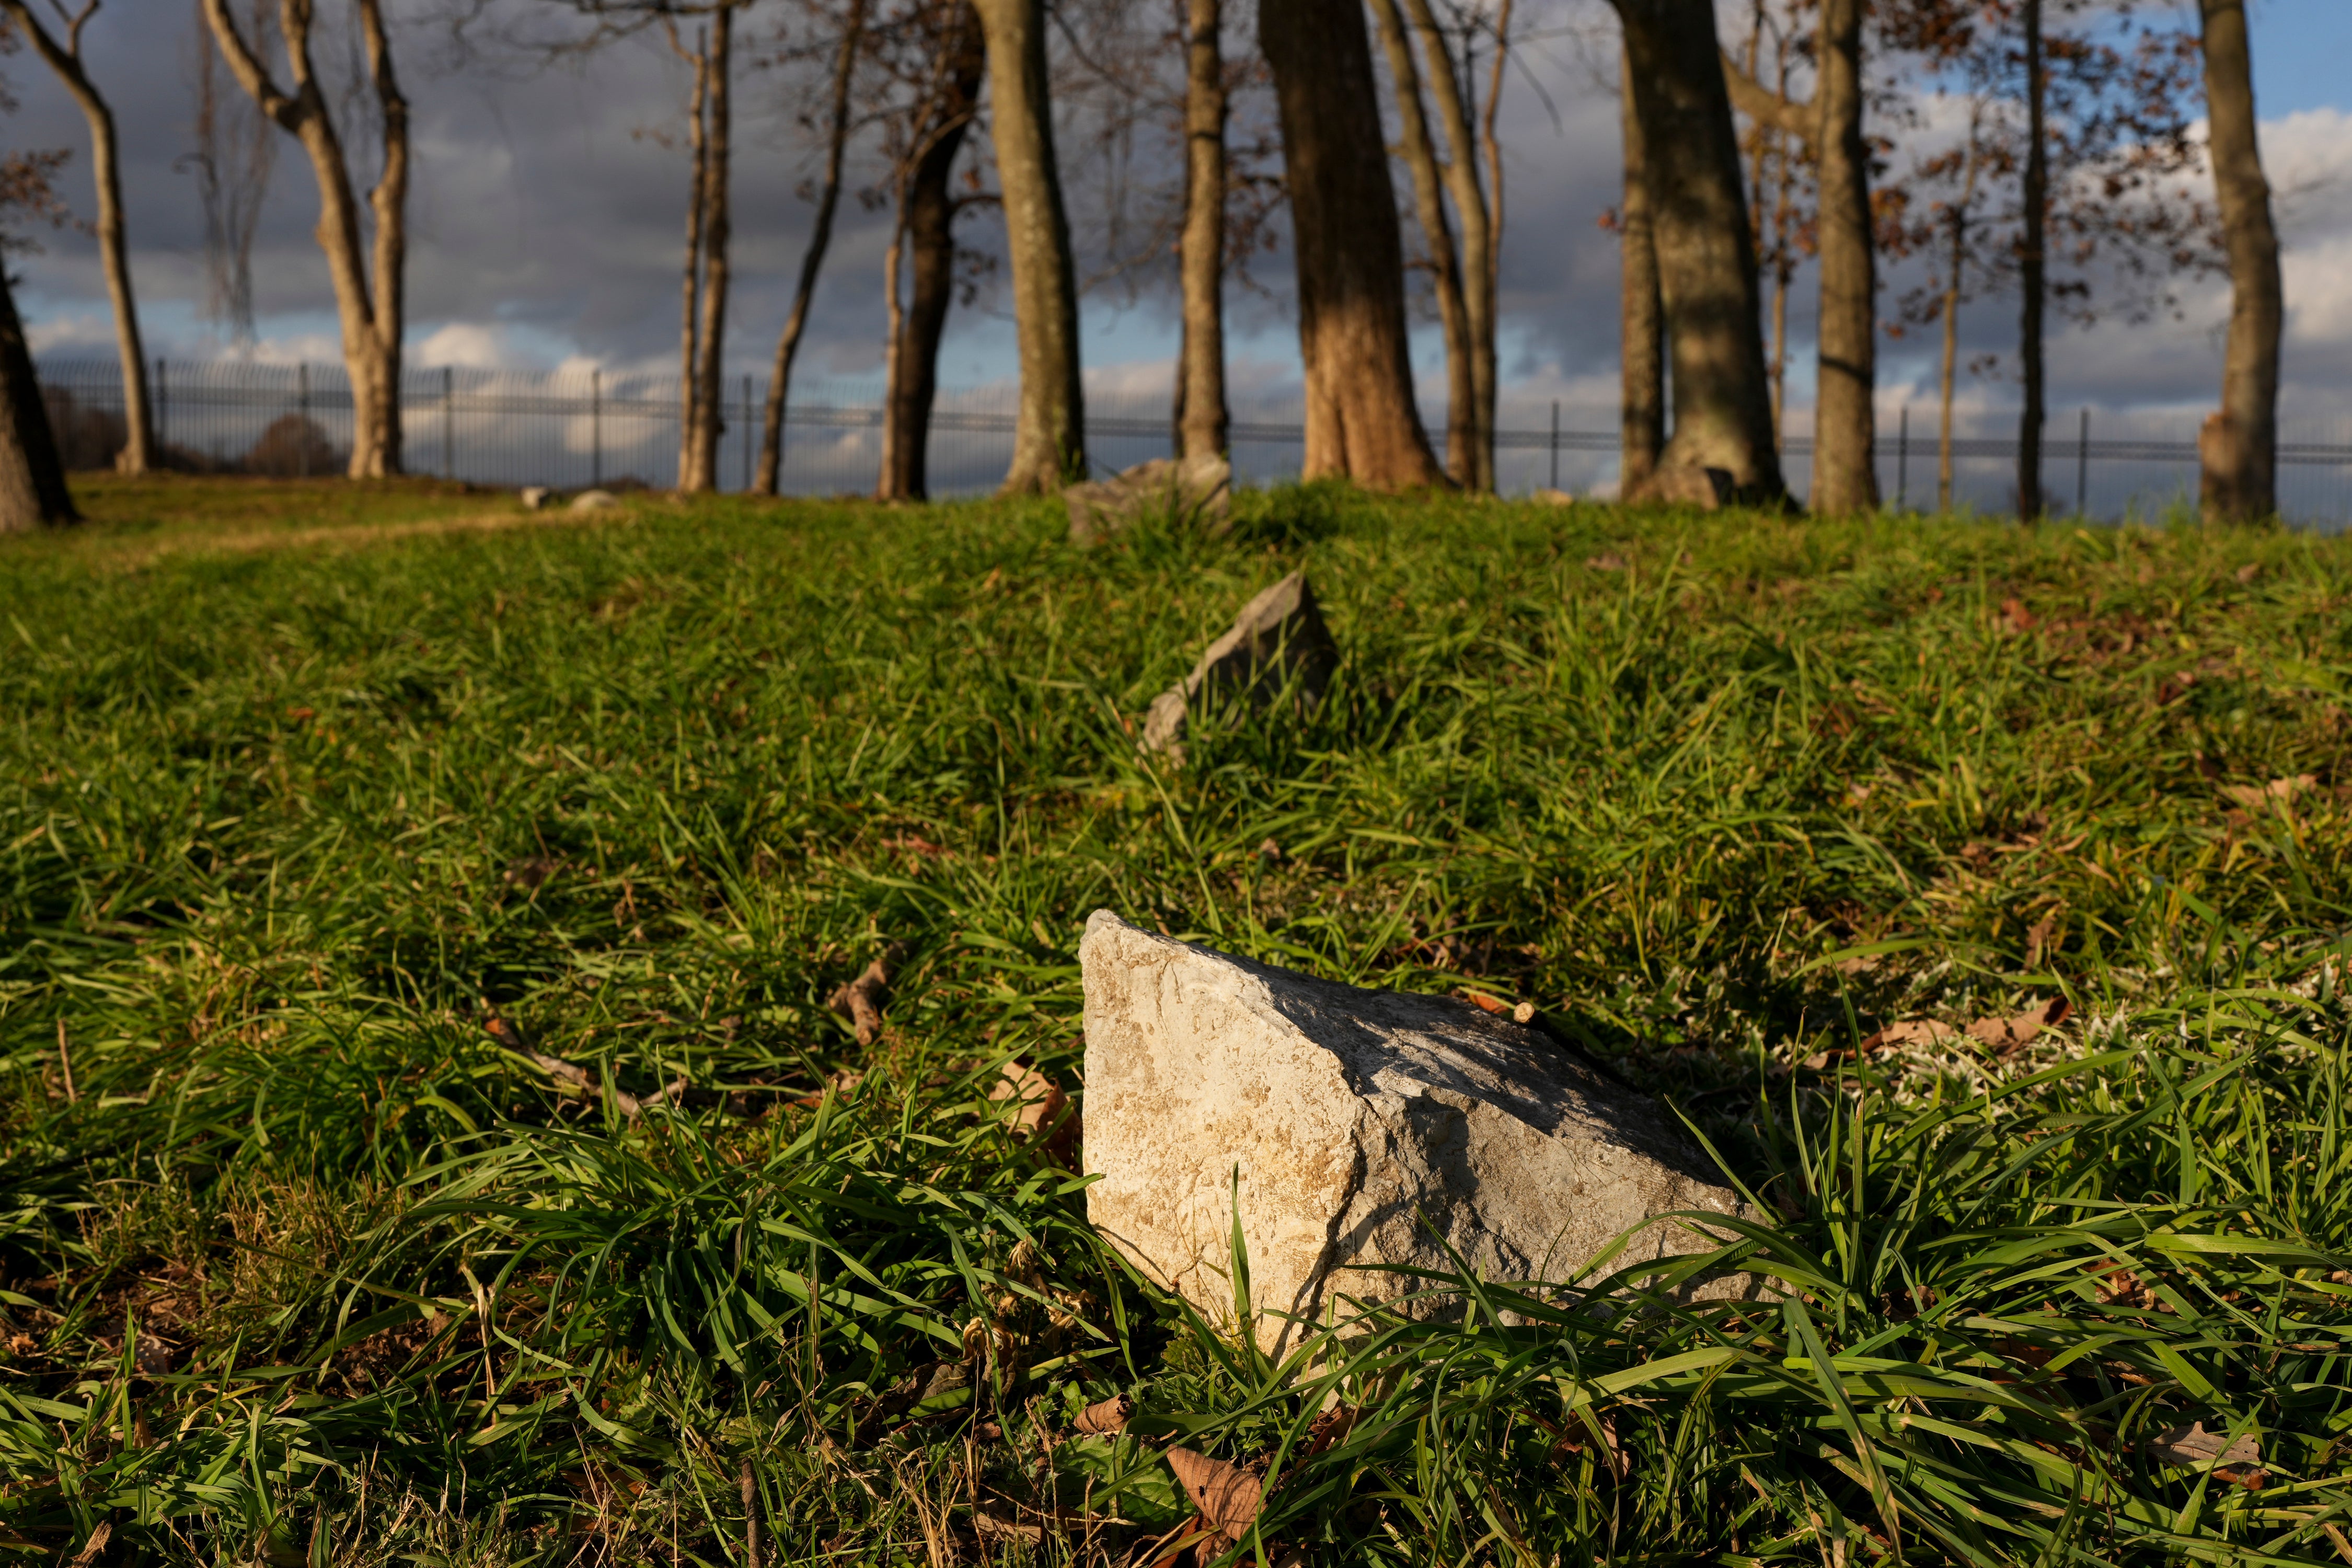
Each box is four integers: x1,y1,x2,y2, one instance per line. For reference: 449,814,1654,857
4,475,2351,1564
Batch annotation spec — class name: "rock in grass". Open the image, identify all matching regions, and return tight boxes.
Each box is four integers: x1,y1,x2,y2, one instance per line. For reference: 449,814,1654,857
1079,911,1757,1353
1065,453,1231,545
1139,570,1336,762
569,489,620,514
520,486,550,511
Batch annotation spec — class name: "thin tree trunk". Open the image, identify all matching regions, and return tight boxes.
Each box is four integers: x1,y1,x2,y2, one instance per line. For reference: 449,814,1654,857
1808,0,1875,512
2197,0,2280,522
1938,130,1980,513
1618,44,1664,493
1367,0,1474,486
1175,0,1228,463
876,216,907,495
879,5,983,502
2019,0,2046,519
1261,0,1446,489
201,0,406,478
0,263,77,529
971,0,1086,492
1400,0,1497,490
1480,0,1510,428
1614,0,1782,500
684,5,734,494
755,0,866,496
673,24,709,489
4,1,151,474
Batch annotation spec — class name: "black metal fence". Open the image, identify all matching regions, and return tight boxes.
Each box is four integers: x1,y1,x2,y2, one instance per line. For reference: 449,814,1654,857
37,355,2352,525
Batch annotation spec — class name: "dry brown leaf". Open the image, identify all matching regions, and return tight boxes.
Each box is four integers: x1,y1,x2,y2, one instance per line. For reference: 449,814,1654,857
2225,774,2318,810
1856,1020,1961,1053
1999,596,2036,634
2148,1421,2260,1469
990,1060,1066,1139
1965,997,2071,1055
1165,1447,1264,1544
2235,562,2261,585
1302,1403,1360,1459
1461,991,1510,1016
1586,551,1629,571
2023,911,2061,968
1073,1393,1134,1435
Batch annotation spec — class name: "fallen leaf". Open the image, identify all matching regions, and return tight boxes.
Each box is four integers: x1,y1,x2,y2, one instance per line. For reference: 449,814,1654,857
1586,551,1629,571
1856,1020,1961,1053
1165,1447,1263,1550
2235,562,2261,585
2224,774,2317,810
990,1060,1066,1139
1302,1404,1360,1459
1073,1393,1134,1435
1999,597,2036,634
1965,997,2071,1054
971,1509,1044,1543
2147,1421,2259,1469
2024,910,2060,967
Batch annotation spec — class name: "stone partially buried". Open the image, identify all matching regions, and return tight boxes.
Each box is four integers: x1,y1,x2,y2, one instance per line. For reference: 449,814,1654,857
1140,570,1338,762
1080,911,1756,1352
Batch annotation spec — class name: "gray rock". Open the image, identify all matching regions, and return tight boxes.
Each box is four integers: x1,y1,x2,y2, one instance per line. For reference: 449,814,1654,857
1079,911,1757,1353
1139,571,1337,762
1066,453,1231,545
568,489,621,513
520,486,551,511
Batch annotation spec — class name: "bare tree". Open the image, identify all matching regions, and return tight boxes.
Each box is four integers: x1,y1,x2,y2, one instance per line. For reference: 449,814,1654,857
664,3,739,494
1616,41,1663,493
1723,0,1876,513
1609,0,1783,502
2195,0,2278,523
0,148,75,525
1173,0,1226,463
754,0,868,495
875,0,986,501
3,0,148,472
2017,0,2045,516
1260,0,1444,489
201,0,408,478
971,0,1085,491
187,0,275,348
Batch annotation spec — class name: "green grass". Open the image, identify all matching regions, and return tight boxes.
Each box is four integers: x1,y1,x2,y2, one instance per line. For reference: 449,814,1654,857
4,475,2352,1564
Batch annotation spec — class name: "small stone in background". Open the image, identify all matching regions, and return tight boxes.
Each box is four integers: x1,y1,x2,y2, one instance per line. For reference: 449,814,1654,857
1140,570,1338,762
569,489,620,513
1066,453,1232,545
1628,465,1733,510
1530,487,1575,507
520,486,550,511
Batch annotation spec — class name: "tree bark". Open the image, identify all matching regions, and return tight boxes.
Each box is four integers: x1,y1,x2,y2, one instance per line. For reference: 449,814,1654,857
1400,0,1497,490
678,6,734,494
3,1,151,475
971,0,1086,492
1937,126,1981,513
878,3,983,502
2196,0,2280,523
673,25,710,489
1174,0,1228,463
0,264,77,529
1721,0,1875,513
1260,0,1446,489
201,0,406,478
755,0,867,495
1367,0,1474,486
2019,0,2046,518
1613,0,1782,500
1618,45,1664,494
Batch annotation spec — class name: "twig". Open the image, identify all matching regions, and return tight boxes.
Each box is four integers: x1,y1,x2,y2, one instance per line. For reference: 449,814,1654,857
741,1457,763,1568
56,1017,76,1104
485,1005,686,1120
827,942,907,1046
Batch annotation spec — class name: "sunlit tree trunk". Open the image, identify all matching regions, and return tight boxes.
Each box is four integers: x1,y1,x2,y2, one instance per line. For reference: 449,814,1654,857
4,0,151,474
1618,44,1664,494
673,26,710,489
1401,0,1498,490
972,0,1086,491
2196,0,2280,522
201,0,407,478
1260,0,1446,489
1174,0,1228,463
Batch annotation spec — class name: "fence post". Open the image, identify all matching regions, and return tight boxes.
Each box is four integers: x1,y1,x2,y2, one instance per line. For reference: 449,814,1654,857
742,372,752,492
591,368,603,488
1897,403,1909,510
1549,399,1560,491
2077,406,2090,516
297,363,310,478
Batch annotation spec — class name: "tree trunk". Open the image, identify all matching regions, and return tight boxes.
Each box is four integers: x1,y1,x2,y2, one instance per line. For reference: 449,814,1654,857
1260,0,1446,489
0,264,77,529
1401,0,1497,490
681,6,734,494
674,27,709,489
755,0,866,495
1937,132,1980,513
2019,0,2046,518
2197,0,2280,523
1175,0,1228,463
4,1,152,474
201,0,405,478
971,0,1086,492
1367,0,1474,486
878,5,984,503
1614,0,1782,500
1808,0,1875,513
1618,45,1664,493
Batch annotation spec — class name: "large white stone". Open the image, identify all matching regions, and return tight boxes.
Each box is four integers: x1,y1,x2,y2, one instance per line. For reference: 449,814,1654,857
1080,912,1754,1351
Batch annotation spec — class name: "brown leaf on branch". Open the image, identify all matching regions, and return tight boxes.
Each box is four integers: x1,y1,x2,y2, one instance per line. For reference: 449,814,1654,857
1073,1393,1134,1434
1165,1447,1264,1552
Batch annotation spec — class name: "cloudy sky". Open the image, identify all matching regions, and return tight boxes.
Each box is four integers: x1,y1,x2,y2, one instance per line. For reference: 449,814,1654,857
7,0,2350,494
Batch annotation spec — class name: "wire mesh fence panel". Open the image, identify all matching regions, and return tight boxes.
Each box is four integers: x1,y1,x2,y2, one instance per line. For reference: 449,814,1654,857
32,356,2352,526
